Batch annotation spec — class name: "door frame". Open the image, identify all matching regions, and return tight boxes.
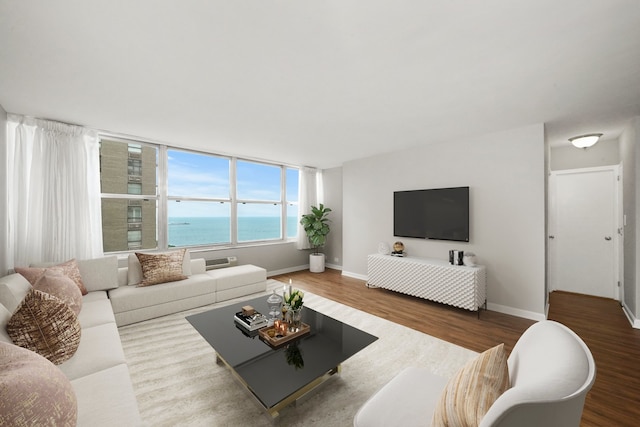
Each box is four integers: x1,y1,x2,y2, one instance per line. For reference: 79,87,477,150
548,164,623,301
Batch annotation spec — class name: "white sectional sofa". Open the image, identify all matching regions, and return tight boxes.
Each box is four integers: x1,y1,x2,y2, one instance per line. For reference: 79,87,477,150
1,252,268,425
109,253,267,326
0,259,141,426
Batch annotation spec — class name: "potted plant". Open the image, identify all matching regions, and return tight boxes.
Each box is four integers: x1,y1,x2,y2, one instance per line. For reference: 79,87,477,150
300,204,331,273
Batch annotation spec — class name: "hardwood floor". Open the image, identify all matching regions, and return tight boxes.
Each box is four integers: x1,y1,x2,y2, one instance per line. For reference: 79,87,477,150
272,268,640,427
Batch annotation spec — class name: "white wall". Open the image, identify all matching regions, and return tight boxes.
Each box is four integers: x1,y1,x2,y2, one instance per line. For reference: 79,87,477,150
322,167,343,268
550,138,620,170
342,124,546,320
0,104,7,275
620,116,640,321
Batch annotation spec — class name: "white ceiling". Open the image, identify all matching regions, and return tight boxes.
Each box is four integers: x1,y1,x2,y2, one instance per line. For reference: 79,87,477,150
1,1,639,169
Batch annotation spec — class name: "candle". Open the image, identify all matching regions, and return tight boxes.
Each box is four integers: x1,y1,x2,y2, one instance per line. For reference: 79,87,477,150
279,323,287,335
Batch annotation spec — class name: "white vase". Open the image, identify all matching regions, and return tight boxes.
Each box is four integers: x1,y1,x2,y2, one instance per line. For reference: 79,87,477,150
463,254,477,267
309,253,325,273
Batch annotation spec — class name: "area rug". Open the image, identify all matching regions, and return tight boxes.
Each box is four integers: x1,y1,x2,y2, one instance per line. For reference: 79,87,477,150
118,280,477,426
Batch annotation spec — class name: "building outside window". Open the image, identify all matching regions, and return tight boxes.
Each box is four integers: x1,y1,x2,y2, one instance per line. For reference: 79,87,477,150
100,139,158,252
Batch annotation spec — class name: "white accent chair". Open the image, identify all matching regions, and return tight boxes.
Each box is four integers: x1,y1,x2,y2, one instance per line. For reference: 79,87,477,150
353,320,596,427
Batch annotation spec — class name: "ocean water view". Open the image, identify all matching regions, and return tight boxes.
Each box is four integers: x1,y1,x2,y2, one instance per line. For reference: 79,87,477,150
168,217,298,247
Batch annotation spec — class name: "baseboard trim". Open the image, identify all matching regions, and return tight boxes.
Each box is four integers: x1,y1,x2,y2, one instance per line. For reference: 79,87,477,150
485,302,546,322
268,263,343,278
622,303,640,329
267,265,309,277
341,270,368,281
325,262,342,271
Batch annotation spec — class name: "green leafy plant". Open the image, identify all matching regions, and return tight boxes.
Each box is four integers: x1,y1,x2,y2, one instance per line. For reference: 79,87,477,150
299,204,332,255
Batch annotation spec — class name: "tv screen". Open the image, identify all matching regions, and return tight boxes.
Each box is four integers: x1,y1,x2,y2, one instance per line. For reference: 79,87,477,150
394,187,469,242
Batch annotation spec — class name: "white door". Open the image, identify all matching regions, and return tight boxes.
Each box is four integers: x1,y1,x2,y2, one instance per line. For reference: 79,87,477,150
548,166,620,299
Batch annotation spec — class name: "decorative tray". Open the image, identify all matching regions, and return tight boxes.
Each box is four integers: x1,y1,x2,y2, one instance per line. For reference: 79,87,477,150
259,323,310,348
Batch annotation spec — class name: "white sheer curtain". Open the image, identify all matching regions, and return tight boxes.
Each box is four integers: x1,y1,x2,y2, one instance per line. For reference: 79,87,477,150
6,115,103,268
296,167,323,250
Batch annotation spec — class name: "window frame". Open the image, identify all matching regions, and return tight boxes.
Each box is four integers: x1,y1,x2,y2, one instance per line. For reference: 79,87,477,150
99,136,300,253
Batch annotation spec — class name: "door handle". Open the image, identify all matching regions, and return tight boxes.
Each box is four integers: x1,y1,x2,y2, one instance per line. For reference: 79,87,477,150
549,235,555,239
605,236,612,241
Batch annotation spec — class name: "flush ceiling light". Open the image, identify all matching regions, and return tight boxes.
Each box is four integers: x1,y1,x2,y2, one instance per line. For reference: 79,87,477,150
569,133,603,149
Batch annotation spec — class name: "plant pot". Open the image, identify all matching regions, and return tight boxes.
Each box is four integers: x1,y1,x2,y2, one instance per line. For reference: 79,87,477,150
309,253,325,273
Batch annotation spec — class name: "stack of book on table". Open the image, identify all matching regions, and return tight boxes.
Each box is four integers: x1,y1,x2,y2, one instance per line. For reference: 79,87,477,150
234,305,268,331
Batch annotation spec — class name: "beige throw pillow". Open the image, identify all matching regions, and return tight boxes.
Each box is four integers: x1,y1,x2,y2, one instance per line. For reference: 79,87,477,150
431,343,509,427
16,258,88,295
128,249,191,285
0,341,78,426
6,289,82,365
136,248,188,287
33,270,83,315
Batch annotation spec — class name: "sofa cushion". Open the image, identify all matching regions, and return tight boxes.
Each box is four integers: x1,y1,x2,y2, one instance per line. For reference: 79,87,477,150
128,249,191,286
17,258,88,295
109,273,216,314
78,295,117,328
71,364,141,426
0,273,32,312
135,249,189,287
77,255,119,292
6,289,82,365
57,322,127,381
33,270,83,315
431,343,509,427
208,264,267,291
0,341,78,426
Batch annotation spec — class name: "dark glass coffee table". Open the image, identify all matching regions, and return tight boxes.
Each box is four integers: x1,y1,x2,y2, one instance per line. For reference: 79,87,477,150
186,295,378,417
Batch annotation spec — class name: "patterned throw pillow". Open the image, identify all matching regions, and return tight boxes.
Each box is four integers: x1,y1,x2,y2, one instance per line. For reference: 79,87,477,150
127,250,191,286
431,343,510,427
15,258,88,295
33,270,83,315
0,341,78,426
6,289,82,365
135,248,188,287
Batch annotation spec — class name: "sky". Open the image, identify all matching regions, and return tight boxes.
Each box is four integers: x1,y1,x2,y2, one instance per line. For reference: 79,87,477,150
167,149,298,217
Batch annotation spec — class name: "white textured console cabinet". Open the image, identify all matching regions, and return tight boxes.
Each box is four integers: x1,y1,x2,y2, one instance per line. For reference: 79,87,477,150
367,254,486,311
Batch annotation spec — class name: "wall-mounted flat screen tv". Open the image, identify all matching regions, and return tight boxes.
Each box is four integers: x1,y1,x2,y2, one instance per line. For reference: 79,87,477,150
394,186,469,242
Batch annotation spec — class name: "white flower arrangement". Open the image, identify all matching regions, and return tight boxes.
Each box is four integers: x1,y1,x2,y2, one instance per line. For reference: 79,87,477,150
284,288,304,310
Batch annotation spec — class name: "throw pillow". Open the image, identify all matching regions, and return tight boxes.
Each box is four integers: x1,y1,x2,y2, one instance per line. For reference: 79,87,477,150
6,289,82,365
431,343,509,427
128,249,191,285
33,270,83,315
16,258,88,295
135,248,188,287
0,341,78,426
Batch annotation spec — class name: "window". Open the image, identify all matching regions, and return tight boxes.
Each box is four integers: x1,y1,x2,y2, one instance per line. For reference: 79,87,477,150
127,230,142,249
128,205,142,223
237,160,282,242
99,139,299,252
128,158,142,176
127,183,142,194
167,150,231,247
